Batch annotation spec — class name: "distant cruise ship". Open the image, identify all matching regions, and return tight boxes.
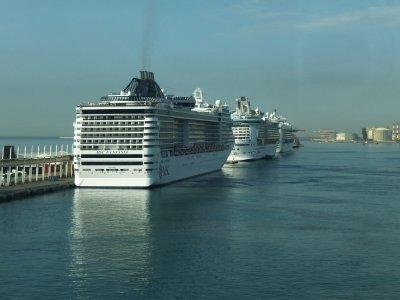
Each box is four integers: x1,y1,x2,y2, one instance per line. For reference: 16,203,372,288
227,97,279,162
73,71,234,187
266,111,295,154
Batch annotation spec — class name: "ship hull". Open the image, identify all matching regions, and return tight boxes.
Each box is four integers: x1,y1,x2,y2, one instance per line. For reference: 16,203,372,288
74,149,231,188
227,143,276,162
276,141,294,154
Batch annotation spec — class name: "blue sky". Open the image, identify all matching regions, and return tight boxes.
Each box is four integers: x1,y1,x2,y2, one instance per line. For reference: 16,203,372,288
1,0,400,136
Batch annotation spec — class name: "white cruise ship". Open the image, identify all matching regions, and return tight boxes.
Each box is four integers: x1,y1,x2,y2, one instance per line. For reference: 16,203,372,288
227,97,279,162
73,71,234,187
266,111,295,154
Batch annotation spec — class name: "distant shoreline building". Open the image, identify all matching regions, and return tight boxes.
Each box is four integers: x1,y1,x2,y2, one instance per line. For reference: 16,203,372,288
392,123,400,141
362,127,368,141
367,128,375,140
314,130,337,142
312,130,359,142
365,127,392,142
336,132,359,142
374,128,392,142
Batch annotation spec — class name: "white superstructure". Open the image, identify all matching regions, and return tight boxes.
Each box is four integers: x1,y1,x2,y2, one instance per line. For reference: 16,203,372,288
73,71,234,187
227,97,279,162
266,111,295,154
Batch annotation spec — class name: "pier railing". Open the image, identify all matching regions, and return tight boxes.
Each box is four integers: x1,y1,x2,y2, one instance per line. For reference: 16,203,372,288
0,144,74,187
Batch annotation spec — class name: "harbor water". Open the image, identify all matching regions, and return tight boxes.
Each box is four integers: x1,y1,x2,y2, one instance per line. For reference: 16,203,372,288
1,139,400,298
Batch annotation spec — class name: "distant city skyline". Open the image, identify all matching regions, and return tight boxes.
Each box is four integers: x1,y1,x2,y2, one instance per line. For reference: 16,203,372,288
1,0,400,136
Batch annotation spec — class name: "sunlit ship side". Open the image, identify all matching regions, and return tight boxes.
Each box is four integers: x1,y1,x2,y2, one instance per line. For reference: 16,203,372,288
73,71,234,187
266,111,295,154
227,97,279,163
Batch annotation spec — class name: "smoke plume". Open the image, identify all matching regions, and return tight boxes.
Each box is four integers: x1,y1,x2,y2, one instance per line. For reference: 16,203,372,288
141,0,155,70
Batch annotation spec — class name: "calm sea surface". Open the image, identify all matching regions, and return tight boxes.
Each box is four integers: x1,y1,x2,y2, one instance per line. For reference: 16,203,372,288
1,139,400,299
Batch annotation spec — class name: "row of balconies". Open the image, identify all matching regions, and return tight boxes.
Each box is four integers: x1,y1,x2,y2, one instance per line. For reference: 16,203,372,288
80,145,143,150
80,133,144,138
80,140,143,144
79,127,145,132
82,115,145,120
82,121,144,126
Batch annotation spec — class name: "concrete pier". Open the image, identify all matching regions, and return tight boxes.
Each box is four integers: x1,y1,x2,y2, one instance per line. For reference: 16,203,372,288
0,178,74,202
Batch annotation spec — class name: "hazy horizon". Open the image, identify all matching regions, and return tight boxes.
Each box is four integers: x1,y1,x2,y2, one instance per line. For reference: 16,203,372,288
1,0,400,136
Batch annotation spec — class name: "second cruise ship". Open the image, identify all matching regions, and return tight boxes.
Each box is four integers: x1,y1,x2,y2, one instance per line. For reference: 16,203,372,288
227,97,279,162
266,111,295,154
73,71,234,187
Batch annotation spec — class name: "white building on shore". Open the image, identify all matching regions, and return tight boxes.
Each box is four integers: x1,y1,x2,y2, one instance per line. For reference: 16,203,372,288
367,127,392,142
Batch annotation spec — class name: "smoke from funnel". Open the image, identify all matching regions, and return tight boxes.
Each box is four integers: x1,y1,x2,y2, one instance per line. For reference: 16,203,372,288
141,0,155,70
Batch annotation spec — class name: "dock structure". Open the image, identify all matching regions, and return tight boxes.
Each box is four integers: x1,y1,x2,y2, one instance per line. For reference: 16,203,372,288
0,144,75,201
0,178,75,202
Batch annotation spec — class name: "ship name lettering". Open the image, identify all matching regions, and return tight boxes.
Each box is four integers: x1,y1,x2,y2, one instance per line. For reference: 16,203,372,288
96,150,129,154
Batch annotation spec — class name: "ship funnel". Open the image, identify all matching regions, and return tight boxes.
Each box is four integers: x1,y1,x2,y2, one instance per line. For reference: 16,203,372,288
139,70,155,80
236,96,250,115
193,88,204,107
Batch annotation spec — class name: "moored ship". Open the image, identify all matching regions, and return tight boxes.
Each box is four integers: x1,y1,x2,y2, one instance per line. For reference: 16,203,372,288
266,111,295,154
73,71,234,187
227,97,279,162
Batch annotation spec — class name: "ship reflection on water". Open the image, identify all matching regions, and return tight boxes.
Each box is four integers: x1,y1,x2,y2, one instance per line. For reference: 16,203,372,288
70,189,153,296
67,160,283,297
